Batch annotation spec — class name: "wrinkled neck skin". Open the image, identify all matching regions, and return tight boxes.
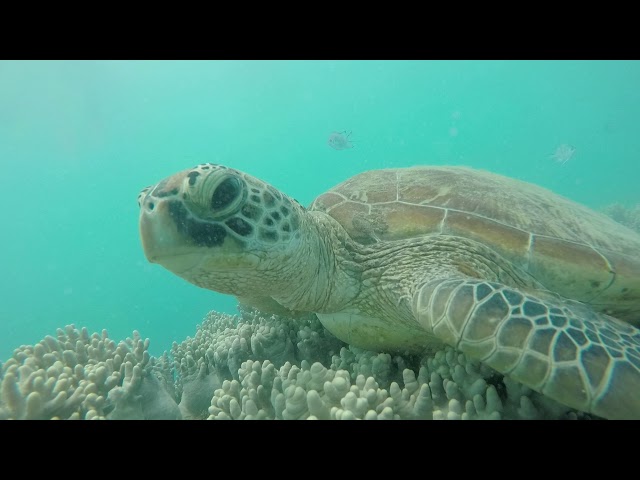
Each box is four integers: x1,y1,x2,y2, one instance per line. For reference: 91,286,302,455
254,210,540,318
269,211,362,313
281,225,540,318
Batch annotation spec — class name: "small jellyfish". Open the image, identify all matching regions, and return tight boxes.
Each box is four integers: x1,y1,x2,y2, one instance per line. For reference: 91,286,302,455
550,143,576,165
327,130,354,150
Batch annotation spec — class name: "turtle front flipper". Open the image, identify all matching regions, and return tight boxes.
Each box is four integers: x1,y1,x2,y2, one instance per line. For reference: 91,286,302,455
412,277,640,419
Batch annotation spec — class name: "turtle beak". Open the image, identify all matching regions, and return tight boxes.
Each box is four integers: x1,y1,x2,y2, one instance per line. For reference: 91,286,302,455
139,198,173,263
138,196,202,274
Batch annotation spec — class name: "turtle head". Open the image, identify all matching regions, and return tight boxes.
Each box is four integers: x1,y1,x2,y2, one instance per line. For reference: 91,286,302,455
138,163,304,297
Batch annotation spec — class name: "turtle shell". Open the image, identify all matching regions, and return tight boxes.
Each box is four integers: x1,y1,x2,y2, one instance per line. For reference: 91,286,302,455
310,166,640,323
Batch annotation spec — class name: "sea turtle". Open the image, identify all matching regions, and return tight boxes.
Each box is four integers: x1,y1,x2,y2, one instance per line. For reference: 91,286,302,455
138,164,640,419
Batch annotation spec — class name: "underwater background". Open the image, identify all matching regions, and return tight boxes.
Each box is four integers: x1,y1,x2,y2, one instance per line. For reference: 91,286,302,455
1,59,638,362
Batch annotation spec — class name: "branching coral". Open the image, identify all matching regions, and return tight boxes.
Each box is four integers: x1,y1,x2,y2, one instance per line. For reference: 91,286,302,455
208,343,589,420
1,309,594,420
168,306,346,419
0,325,180,420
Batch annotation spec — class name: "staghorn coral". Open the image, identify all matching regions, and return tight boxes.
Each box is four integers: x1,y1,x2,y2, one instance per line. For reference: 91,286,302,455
602,202,640,233
0,325,180,420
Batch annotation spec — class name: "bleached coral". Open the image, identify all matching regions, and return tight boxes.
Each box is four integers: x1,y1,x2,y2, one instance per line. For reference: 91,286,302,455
0,325,180,420
168,306,346,419
207,337,590,420
1,309,594,420
149,351,178,402
197,306,345,379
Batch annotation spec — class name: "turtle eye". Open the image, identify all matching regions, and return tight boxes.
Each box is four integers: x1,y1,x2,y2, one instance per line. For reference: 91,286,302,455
211,176,242,211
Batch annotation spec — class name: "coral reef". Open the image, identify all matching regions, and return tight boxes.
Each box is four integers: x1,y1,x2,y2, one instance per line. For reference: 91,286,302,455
0,326,180,420
169,306,345,419
602,203,640,233
1,308,592,420
208,345,587,420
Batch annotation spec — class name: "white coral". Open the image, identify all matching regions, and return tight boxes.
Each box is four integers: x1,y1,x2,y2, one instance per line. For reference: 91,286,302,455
0,325,179,420
204,312,590,420
1,309,594,420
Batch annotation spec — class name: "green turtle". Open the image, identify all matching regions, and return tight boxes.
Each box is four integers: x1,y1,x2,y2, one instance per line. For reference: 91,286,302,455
138,163,640,419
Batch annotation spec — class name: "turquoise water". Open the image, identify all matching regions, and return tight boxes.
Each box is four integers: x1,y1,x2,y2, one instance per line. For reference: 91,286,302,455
1,60,638,361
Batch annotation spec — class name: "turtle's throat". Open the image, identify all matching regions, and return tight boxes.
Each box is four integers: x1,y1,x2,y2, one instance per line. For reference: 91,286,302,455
271,212,360,313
